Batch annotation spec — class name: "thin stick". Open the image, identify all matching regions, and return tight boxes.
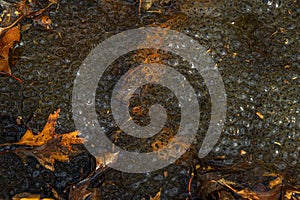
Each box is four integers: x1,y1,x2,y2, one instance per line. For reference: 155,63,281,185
138,0,142,16
26,2,56,19
0,15,24,35
188,172,194,199
0,71,23,83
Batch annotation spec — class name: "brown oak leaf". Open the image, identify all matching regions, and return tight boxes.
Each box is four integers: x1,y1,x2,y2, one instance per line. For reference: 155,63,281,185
1,109,85,171
12,192,54,200
66,166,110,200
150,188,162,200
68,182,101,200
0,0,57,79
0,25,20,74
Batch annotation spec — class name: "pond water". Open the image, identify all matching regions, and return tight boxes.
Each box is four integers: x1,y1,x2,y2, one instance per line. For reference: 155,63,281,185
0,0,299,199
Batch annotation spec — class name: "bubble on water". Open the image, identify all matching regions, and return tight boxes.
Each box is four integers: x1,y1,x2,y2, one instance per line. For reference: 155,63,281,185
86,99,93,106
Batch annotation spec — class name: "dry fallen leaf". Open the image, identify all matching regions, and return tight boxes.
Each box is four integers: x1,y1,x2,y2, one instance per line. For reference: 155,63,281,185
268,175,283,189
16,0,56,19
95,151,119,170
256,111,264,119
14,109,83,148
1,109,85,171
68,182,101,200
16,0,34,17
16,111,60,146
284,189,300,199
0,0,57,79
217,177,282,200
21,23,32,32
0,25,20,74
49,0,58,3
12,192,54,200
33,14,52,30
66,165,110,200
14,136,81,171
150,188,161,200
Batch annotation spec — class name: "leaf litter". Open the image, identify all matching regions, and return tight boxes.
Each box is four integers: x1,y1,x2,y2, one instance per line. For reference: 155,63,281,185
1,1,299,199
0,109,85,171
0,0,58,80
1,109,120,199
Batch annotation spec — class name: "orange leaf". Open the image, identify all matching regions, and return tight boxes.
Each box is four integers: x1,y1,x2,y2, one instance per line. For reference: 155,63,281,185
150,188,162,200
3,109,85,171
15,137,79,171
12,192,54,200
60,131,84,151
17,109,60,146
0,25,21,74
16,0,34,17
69,182,101,200
33,14,52,30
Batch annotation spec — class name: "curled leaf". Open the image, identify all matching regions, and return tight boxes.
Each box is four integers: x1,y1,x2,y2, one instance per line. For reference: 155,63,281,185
0,25,20,74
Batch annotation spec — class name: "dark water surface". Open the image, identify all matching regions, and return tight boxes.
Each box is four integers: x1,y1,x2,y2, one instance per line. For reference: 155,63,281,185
0,0,299,199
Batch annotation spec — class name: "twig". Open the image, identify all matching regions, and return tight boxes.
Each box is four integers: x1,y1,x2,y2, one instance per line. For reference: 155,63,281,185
188,172,194,199
26,2,56,19
0,71,23,83
0,0,12,8
138,0,142,16
0,15,24,35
